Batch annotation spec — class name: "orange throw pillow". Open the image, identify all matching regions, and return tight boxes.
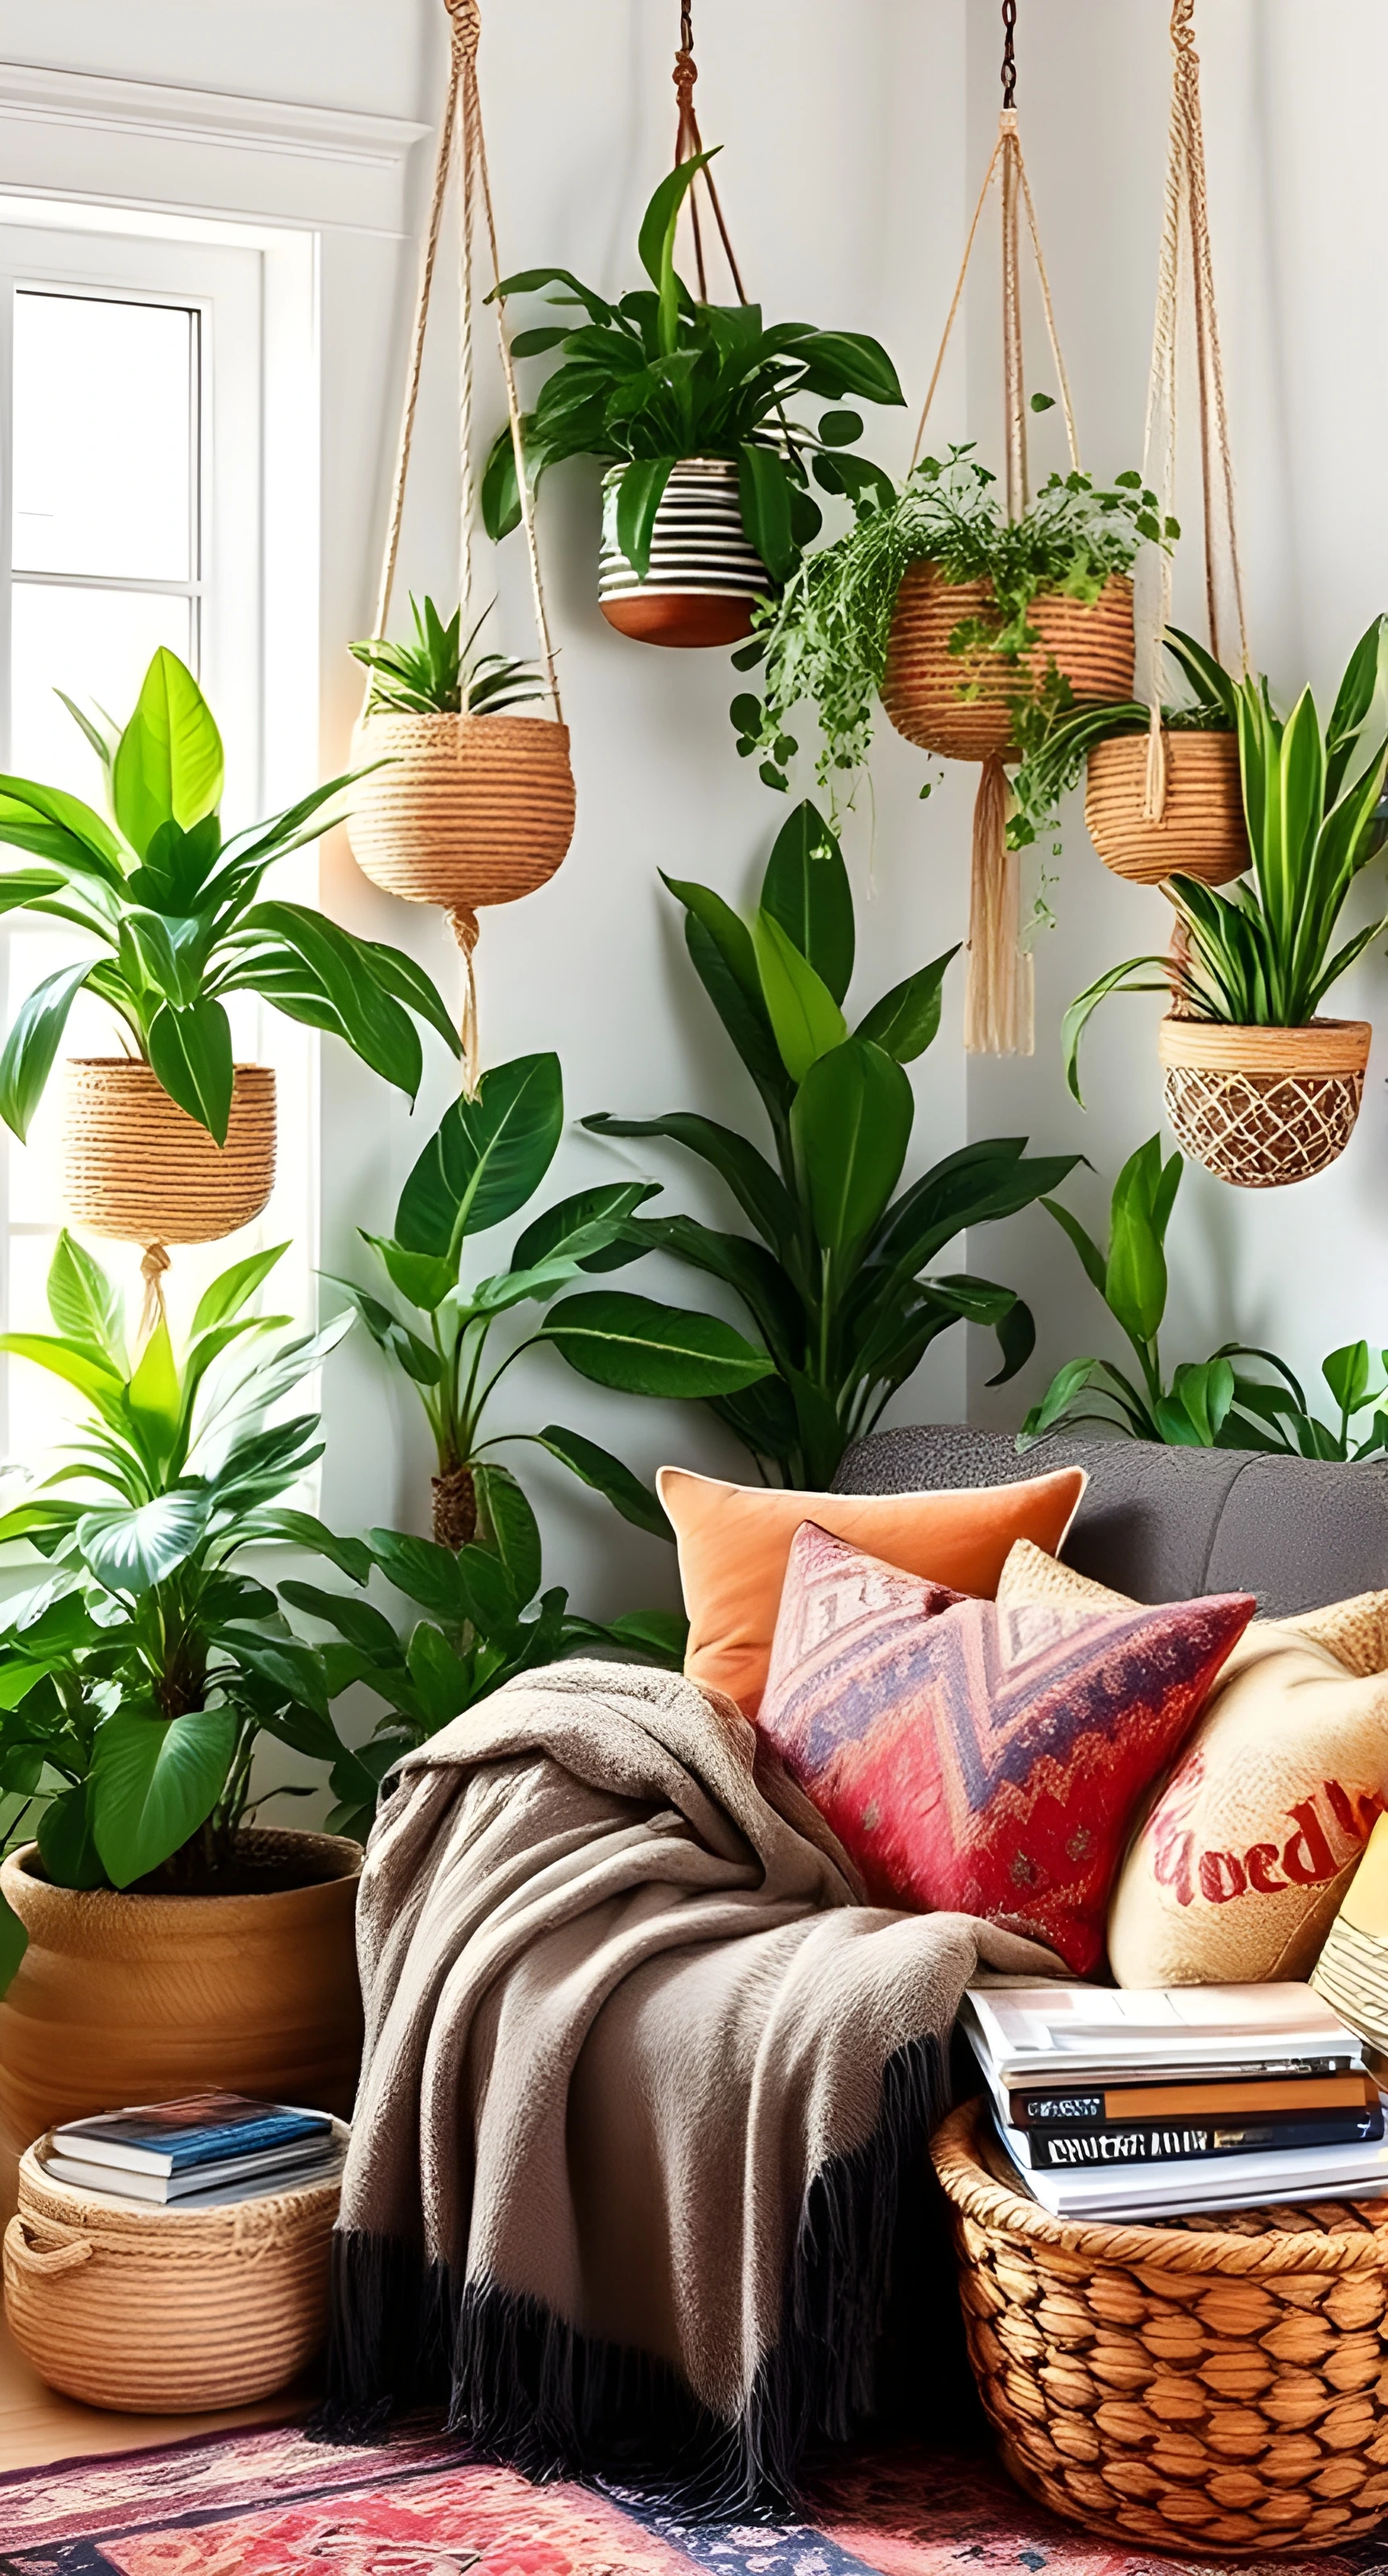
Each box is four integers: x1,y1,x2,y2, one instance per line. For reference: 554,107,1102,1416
657,1463,1087,1714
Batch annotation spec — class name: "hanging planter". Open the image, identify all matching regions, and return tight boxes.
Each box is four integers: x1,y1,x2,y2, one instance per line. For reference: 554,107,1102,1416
62,1060,276,1245
1158,1017,1371,1190
1085,726,1247,885
348,709,574,912
881,566,1135,762
597,458,774,649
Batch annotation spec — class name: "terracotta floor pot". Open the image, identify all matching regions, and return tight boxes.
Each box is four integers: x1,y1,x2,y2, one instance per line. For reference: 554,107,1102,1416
881,567,1134,762
0,1828,361,2207
348,710,575,910
1158,1015,1371,1188
1086,729,1248,886
62,1059,275,1245
5,2122,348,2413
598,457,774,648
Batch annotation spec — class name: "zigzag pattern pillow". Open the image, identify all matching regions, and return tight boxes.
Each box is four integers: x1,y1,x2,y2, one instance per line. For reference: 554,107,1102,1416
756,1521,1254,1972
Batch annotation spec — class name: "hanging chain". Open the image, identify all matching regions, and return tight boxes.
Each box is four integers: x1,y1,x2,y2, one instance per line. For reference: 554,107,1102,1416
1001,0,1018,109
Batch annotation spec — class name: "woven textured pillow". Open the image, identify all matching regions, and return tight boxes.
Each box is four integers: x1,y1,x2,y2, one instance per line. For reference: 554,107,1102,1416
997,1542,1388,1988
756,1521,1254,1973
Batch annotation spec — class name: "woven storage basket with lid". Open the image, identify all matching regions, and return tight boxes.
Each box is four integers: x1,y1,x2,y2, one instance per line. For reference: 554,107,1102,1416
62,1059,275,1245
3,2121,347,2411
932,2099,1388,2557
1158,1016,1371,1188
1086,729,1248,886
881,568,1135,765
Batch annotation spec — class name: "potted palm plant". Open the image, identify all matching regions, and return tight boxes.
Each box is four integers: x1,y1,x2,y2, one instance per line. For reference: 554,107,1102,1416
481,155,904,650
0,1235,372,2165
1064,618,1388,1187
0,647,457,1245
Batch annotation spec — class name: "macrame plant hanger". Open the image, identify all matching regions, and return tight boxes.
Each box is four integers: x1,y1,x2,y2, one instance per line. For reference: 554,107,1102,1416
908,0,1080,1058
367,0,563,1097
671,0,746,302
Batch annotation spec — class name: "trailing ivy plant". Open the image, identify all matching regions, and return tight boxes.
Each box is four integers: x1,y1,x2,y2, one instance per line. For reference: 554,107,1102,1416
481,155,903,588
730,444,1173,794
0,646,459,1144
546,800,1077,1488
350,596,543,718
1021,1135,1388,1459
1006,626,1234,860
331,1051,769,1550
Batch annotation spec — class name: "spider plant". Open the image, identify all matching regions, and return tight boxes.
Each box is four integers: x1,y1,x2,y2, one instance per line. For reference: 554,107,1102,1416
1006,626,1234,856
349,596,544,718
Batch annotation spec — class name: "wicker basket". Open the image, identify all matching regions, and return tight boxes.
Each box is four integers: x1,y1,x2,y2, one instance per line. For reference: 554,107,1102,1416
1086,729,1249,886
932,2099,1388,2556
3,2122,347,2411
347,711,575,910
880,568,1134,762
1158,1017,1370,1188
598,457,774,648
62,1059,275,1245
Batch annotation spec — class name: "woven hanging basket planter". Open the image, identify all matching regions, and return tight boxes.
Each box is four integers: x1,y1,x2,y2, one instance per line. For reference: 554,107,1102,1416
932,2099,1388,2557
62,1059,275,1245
347,712,574,911
1086,729,1249,886
880,567,1135,762
598,457,775,649
1158,1016,1370,1189
3,2122,347,2412
0,1831,362,2198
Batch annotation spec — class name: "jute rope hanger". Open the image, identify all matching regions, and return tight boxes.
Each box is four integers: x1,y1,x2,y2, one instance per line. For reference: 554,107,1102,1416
370,0,562,1094
672,0,746,305
1141,0,1249,823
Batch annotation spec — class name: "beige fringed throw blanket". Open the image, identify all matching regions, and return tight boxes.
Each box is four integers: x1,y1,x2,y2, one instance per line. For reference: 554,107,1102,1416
324,1660,1050,2507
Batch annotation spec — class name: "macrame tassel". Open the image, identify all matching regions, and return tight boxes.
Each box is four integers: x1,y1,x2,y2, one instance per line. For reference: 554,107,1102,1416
138,1244,171,1344
448,905,481,1099
1143,702,1169,823
964,755,1034,1058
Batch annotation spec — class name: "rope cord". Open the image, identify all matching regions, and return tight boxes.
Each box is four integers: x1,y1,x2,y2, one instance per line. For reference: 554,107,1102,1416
138,1243,171,1346
370,0,560,716
671,1,746,304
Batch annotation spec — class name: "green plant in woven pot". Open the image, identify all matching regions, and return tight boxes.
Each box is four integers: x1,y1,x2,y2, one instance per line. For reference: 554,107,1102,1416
1006,626,1242,881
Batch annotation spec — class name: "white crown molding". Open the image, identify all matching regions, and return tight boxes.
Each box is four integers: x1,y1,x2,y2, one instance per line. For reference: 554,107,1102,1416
0,61,429,235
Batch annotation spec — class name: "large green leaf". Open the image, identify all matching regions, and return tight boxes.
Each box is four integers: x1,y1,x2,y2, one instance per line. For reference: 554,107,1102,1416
126,1315,183,1464
91,1703,236,1888
614,456,675,580
1105,1138,1169,1349
395,1053,564,1258
147,997,234,1143
635,149,713,339
753,910,847,1081
0,1332,125,1410
790,1037,912,1266
235,1509,371,1584
111,649,224,856
369,1527,470,1625
47,1231,125,1372
533,1425,671,1540
360,1233,456,1314
759,801,855,1002
36,1785,107,1893
0,960,93,1141
510,1183,657,1276
472,1461,542,1607
191,1243,288,1336
325,1278,442,1385
856,949,958,1063
0,779,126,886
78,1490,210,1596
539,1290,772,1397
737,444,795,585
583,1110,799,1261
227,903,427,1098
660,876,790,1111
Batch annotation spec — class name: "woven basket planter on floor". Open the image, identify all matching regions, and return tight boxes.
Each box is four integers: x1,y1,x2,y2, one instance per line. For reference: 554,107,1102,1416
1086,729,1249,886
4,2121,347,2411
63,1060,275,1245
1158,1017,1370,1188
932,2099,1388,2557
0,1830,361,2209
348,711,575,910
598,457,775,648
880,568,1135,762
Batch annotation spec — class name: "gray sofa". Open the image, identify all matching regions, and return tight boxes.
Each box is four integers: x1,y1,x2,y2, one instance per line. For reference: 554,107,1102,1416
832,1425,1388,1617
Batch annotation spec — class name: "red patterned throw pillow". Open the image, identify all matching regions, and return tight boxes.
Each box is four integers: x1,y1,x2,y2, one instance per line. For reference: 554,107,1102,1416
756,1522,1255,1972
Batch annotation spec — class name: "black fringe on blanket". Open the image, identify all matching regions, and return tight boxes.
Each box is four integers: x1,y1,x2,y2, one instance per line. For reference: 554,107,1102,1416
312,2028,969,2514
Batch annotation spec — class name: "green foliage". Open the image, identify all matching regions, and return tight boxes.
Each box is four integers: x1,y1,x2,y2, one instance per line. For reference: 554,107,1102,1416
564,799,1076,1487
0,649,459,1143
349,596,543,719
1064,621,1388,1099
1021,1136,1388,1459
337,1052,767,1546
284,1525,687,1841
1007,627,1236,857
0,1236,370,1975
729,445,1171,794
481,156,903,587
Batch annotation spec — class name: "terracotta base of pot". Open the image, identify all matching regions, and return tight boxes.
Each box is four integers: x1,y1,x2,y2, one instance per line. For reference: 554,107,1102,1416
1158,1017,1370,1188
62,1059,276,1245
599,591,758,648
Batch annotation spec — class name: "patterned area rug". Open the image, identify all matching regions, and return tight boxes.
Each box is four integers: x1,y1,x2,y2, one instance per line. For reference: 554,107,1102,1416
6,2423,1388,2576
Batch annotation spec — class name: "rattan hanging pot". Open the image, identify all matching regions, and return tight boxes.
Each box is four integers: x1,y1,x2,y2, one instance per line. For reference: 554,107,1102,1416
1087,729,1248,886
932,2099,1388,2557
346,712,575,910
598,458,775,649
4,2123,347,2412
62,1059,275,1245
1158,1015,1370,1188
880,568,1136,762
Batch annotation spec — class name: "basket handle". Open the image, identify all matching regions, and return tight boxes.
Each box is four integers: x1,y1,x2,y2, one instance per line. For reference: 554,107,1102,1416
3,2215,93,2279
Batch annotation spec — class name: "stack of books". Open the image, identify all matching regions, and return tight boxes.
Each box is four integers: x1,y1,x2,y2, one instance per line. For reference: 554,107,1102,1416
964,1980,1388,2221
40,2091,344,2207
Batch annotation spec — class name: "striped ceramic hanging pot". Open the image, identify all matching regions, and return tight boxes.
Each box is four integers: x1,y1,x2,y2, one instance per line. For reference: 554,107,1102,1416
598,458,774,649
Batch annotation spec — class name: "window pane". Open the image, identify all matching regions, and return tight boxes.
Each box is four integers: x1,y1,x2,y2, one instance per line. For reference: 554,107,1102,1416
12,292,195,580
10,581,191,791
